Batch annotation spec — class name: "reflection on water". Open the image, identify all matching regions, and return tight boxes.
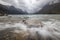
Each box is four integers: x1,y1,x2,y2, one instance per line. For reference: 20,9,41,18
0,15,60,40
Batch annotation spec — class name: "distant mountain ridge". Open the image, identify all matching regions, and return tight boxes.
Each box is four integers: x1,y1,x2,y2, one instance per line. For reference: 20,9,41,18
36,3,60,14
0,2,60,15
0,4,26,15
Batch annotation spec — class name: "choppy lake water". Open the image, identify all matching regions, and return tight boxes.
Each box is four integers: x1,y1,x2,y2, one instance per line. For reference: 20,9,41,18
0,15,60,40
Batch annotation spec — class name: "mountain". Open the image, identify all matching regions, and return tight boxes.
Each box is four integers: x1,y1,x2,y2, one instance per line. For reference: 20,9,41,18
35,3,60,14
8,6,26,15
0,2,60,15
0,4,8,16
0,4,26,15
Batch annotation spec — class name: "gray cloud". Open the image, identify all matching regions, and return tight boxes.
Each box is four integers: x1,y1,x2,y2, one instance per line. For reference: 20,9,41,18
0,0,59,13
0,0,11,5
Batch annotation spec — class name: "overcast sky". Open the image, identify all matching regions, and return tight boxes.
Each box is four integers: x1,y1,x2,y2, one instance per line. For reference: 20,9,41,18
0,0,59,13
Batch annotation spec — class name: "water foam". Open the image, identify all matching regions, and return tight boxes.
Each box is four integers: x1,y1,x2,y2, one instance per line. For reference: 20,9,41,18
0,19,60,40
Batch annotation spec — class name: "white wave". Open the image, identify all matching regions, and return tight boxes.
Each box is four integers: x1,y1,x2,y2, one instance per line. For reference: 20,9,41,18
0,19,60,40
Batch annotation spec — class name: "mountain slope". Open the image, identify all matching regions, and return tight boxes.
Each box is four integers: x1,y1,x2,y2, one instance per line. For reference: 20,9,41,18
36,3,60,14
0,4,25,15
0,4,8,16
